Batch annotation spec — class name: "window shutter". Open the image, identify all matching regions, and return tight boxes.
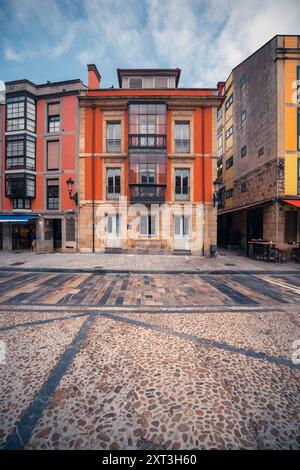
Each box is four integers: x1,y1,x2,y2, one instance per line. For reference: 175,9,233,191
174,216,181,235
47,141,59,169
140,216,147,235
48,102,60,116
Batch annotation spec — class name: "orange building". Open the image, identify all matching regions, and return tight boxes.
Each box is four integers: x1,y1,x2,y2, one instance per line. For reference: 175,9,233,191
0,78,86,252
78,65,222,254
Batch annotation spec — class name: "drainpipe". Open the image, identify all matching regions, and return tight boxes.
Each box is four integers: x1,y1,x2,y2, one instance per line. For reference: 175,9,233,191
91,104,96,253
201,106,205,256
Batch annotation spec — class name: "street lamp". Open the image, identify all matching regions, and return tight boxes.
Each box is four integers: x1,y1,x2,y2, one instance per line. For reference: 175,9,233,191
213,177,221,208
66,178,78,206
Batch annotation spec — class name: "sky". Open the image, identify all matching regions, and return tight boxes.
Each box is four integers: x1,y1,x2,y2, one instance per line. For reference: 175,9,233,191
0,0,299,88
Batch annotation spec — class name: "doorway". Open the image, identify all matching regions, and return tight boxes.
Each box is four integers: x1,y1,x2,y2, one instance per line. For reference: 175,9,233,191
52,219,62,250
105,214,122,249
174,215,191,251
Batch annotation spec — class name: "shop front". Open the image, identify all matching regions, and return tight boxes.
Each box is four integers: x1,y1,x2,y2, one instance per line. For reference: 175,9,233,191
0,215,39,251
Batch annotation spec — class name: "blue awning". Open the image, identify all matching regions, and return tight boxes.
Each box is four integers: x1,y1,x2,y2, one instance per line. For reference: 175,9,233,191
0,215,39,225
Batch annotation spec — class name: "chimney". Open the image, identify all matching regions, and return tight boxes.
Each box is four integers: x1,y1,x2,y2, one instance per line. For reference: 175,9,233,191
87,64,101,89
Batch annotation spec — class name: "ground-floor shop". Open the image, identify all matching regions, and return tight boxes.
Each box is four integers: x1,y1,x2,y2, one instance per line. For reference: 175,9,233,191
218,199,300,255
0,213,78,253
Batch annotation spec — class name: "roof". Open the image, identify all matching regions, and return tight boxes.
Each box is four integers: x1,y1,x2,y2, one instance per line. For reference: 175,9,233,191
117,68,181,87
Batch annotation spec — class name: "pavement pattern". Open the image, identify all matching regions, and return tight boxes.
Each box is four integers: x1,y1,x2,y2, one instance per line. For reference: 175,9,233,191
0,269,300,450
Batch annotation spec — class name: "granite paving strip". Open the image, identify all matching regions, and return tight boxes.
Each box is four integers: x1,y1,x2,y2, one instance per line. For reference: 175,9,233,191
204,276,260,305
1,314,97,450
229,274,290,304
0,317,86,448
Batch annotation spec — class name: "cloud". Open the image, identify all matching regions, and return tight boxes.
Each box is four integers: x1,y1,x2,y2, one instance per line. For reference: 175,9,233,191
1,0,300,86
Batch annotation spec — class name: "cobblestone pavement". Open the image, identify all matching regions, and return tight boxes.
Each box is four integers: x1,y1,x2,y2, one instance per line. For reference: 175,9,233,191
0,270,300,450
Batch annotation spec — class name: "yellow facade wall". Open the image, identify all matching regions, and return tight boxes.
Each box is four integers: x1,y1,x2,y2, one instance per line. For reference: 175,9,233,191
285,154,298,195
285,106,297,152
284,36,298,48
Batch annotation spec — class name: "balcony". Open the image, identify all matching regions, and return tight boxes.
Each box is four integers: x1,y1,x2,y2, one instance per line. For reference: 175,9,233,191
129,184,166,203
175,139,190,153
5,173,36,199
106,139,121,153
129,134,166,149
175,186,190,201
106,186,121,200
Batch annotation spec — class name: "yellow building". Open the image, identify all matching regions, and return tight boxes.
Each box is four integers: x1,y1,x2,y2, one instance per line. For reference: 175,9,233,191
217,35,300,253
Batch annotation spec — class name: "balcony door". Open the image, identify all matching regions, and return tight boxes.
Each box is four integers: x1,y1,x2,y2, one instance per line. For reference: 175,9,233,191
106,214,122,248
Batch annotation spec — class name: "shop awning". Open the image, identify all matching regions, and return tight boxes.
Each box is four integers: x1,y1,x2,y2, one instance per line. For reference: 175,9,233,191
282,199,300,208
0,215,39,225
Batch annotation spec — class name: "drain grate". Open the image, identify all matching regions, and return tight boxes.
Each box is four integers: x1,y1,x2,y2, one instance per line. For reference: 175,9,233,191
224,263,236,266
10,262,25,266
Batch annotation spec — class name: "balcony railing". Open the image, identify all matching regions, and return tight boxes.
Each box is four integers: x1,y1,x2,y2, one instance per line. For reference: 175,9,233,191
175,139,190,153
175,186,190,201
129,134,166,149
129,184,166,203
106,186,121,200
106,139,121,153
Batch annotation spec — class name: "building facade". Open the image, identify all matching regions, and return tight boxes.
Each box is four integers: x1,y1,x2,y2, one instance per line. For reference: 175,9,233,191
0,78,86,252
78,65,221,254
217,35,300,252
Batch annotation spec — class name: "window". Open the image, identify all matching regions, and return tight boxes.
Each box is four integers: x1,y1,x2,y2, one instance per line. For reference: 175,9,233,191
175,122,190,153
6,95,25,131
155,77,168,88
129,103,167,148
26,96,36,132
6,134,36,170
106,168,121,199
129,77,142,89
241,110,246,125
175,169,189,200
140,215,156,236
47,179,59,209
6,94,36,132
174,215,190,237
226,156,233,169
47,140,59,170
226,126,233,139
240,73,247,87
13,198,31,209
106,122,121,152
5,174,35,198
241,146,247,158
225,94,233,110
241,182,247,193
226,188,234,199
258,146,264,157
66,218,75,242
47,102,60,133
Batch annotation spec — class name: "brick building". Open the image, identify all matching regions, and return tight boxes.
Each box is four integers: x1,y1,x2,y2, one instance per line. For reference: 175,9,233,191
217,35,300,252
78,65,222,254
0,78,86,252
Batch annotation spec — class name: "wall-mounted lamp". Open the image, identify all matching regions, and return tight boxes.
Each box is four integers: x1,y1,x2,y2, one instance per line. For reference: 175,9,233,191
213,177,221,208
66,178,78,206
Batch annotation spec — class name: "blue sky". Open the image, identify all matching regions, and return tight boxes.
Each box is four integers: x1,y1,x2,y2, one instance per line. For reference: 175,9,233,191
0,0,299,88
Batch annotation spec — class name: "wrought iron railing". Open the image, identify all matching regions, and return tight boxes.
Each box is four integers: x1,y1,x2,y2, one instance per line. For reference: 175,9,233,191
106,139,121,153
129,184,166,203
175,139,190,153
129,134,166,149
175,186,190,200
